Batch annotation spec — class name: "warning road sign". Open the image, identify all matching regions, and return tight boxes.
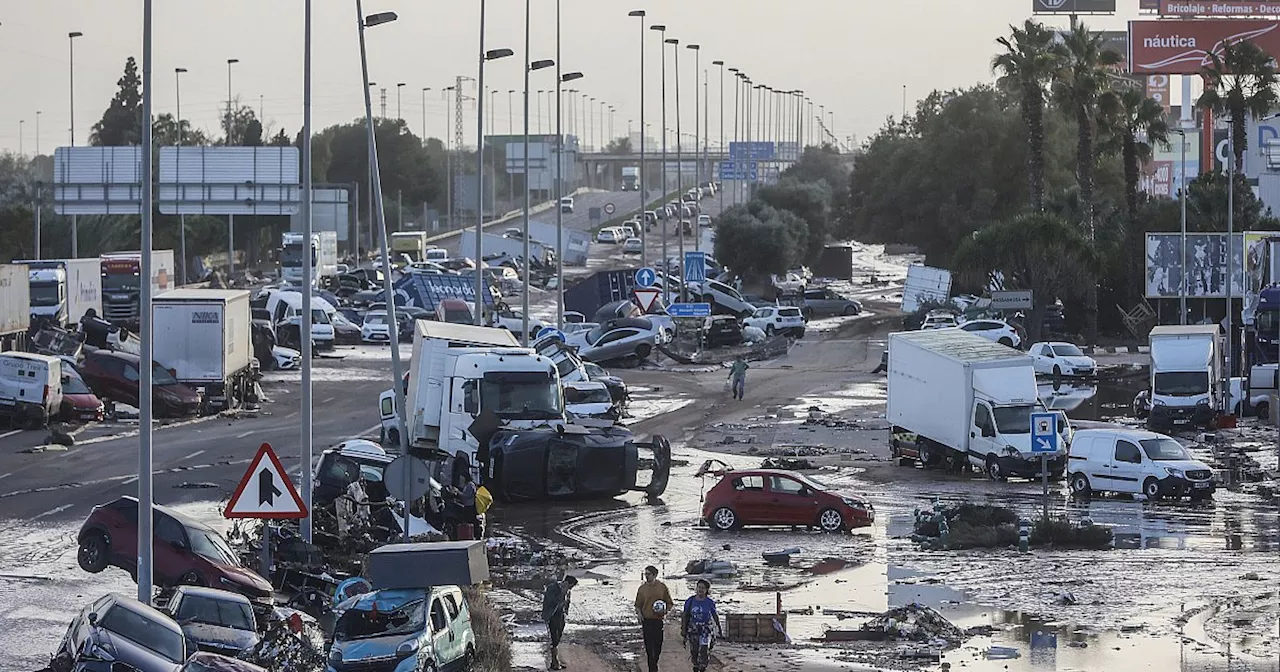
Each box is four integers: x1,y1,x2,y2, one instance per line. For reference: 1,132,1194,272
225,443,309,519
633,288,661,313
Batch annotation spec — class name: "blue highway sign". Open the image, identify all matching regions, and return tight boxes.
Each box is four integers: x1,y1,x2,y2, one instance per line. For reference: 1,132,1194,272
668,303,712,318
684,251,706,284
717,160,758,181
535,326,566,342
729,141,776,161
1030,412,1058,454
635,267,657,288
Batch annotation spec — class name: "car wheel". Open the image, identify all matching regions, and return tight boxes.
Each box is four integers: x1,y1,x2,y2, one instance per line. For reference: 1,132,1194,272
635,343,653,360
985,456,1004,481
765,325,775,336
1143,477,1161,500
1070,473,1091,495
998,337,1015,347
1258,401,1271,421
842,305,857,316
387,428,400,447
461,647,476,672
711,507,739,531
77,533,109,573
179,570,204,586
1052,365,1062,378
817,508,845,533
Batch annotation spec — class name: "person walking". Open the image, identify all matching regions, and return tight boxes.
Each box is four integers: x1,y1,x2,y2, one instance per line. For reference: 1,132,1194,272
634,565,674,672
728,356,749,401
681,579,722,672
542,574,578,670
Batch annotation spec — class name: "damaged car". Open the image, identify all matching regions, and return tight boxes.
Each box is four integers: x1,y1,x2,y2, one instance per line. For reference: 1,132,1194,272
51,593,189,672
564,380,621,426
486,426,670,501
162,586,261,657
701,468,874,533
327,586,476,672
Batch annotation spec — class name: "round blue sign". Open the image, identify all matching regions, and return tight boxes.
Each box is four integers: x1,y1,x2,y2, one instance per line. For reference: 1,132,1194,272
536,326,566,342
635,267,657,288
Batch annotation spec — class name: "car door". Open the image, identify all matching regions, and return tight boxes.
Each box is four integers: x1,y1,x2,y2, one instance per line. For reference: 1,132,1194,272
1111,439,1145,494
429,597,458,665
766,475,821,526
727,475,767,523
596,329,639,361
153,512,193,585
969,402,998,467
120,361,142,407
443,591,472,661
105,498,140,569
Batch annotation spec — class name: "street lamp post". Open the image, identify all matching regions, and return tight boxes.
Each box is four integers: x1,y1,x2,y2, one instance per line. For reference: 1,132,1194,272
686,44,699,205
651,24,668,269
421,87,431,142
69,31,83,258
1177,126,1188,325
668,37,684,300
714,60,724,219
629,10,647,268
138,0,156,604
300,0,315,543
226,58,240,276
476,33,514,325
522,0,556,344
729,68,740,205
396,82,405,120
176,67,188,284
355,5,411,538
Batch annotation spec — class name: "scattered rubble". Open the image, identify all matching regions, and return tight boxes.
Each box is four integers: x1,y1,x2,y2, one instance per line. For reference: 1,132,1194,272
760,457,815,470
804,407,862,429
860,603,964,644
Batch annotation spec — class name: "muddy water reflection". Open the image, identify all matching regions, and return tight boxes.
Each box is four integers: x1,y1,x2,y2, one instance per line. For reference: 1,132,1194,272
1038,378,1145,422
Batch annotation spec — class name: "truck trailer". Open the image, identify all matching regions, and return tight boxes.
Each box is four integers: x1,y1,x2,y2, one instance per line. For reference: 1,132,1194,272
0,264,31,352
100,250,176,327
459,230,555,269
17,258,102,328
527,220,591,266
153,289,255,413
887,329,1069,480
391,231,432,263
280,231,338,286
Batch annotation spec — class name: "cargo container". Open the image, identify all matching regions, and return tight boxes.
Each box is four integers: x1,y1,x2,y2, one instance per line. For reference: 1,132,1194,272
153,289,254,413
0,264,31,351
564,269,640,319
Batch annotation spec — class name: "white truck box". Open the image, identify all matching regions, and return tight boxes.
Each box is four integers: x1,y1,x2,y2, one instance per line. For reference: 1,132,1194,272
0,264,32,338
1147,324,1223,428
154,289,253,411
459,230,551,266
527,221,591,266
406,321,522,438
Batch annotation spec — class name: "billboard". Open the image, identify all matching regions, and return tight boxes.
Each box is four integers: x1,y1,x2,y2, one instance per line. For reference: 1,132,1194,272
158,146,301,215
1141,0,1160,8
1145,233,1245,298
52,146,145,215
1146,74,1172,114
1033,0,1117,12
1128,19,1280,74
1139,160,1175,197
1160,0,1280,15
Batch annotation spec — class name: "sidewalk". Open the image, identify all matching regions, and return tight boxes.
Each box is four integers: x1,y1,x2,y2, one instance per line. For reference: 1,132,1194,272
547,622,726,672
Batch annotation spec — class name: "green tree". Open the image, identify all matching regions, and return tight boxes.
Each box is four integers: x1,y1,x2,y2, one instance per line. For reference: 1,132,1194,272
1197,39,1279,171
89,57,143,146
317,118,443,224
269,128,291,146
152,113,210,147
219,104,264,146
992,20,1058,210
1099,87,1170,224
1051,22,1122,228
952,212,1097,343
755,178,831,263
604,136,632,153
712,202,807,281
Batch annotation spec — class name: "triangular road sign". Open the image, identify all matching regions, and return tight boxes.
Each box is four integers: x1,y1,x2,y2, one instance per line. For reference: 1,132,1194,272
225,443,309,519
634,288,661,313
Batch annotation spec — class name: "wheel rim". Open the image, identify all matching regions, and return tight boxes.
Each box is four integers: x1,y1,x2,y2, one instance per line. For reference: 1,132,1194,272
820,510,843,531
180,571,201,585
1145,480,1159,498
1072,475,1088,492
81,541,101,566
987,461,1001,480
713,508,735,529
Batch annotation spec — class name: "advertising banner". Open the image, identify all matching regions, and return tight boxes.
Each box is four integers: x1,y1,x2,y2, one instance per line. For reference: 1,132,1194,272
1129,19,1280,74
1146,74,1172,114
1141,0,1161,8
1145,233,1245,298
1160,0,1280,16
1139,160,1175,197
1033,0,1117,13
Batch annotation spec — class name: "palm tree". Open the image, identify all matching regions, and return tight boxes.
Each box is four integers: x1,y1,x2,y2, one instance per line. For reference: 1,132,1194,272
1101,87,1171,223
993,20,1057,211
1197,39,1279,171
1051,22,1122,231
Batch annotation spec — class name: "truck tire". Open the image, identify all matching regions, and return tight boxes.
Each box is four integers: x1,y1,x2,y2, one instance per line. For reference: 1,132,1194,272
918,441,935,467
985,456,1004,481
1070,473,1091,495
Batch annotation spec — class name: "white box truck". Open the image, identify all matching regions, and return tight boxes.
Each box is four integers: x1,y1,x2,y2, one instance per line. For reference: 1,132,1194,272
280,231,338,286
153,289,255,413
527,220,591,266
18,259,102,327
621,166,640,191
1145,325,1223,430
0,264,31,352
391,231,432,263
887,329,1070,480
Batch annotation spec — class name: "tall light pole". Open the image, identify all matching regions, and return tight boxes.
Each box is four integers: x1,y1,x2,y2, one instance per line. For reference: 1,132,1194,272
226,58,240,276
69,31,83,258
629,10,647,268
396,82,405,120
522,0,556,344
138,0,155,603
730,68,740,205
356,5,411,533
714,60,724,219
35,111,40,157
18,120,23,157
668,36,684,299
300,0,316,543
176,67,188,284
421,87,431,141
226,59,240,139
687,44,700,201
1177,127,1188,325
476,27,515,325
651,24,668,269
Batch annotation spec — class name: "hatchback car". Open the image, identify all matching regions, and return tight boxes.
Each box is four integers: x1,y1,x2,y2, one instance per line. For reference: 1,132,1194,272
920,312,959,330
596,228,623,244
582,361,628,405
79,350,202,417
958,319,1022,348
566,317,667,363
163,586,260,657
702,315,744,348
60,366,105,423
52,593,189,672
622,237,644,254
802,287,861,317
328,587,476,672
360,310,392,343
77,496,273,604
702,469,874,532
1029,341,1096,377
744,306,806,338
697,214,712,228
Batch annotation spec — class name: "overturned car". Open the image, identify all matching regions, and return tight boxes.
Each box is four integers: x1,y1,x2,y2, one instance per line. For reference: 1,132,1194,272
485,425,670,501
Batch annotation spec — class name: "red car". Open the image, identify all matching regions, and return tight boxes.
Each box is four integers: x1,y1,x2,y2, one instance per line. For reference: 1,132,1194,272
701,469,875,533
59,367,104,423
77,496,273,605
79,350,202,417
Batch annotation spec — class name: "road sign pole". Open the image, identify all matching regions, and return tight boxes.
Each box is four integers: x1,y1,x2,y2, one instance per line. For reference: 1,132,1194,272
1042,455,1049,522
261,525,272,578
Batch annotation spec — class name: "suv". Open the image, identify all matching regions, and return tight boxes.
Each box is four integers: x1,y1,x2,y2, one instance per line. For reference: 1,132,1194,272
958,319,1022,348
703,315,744,348
689,279,755,319
802,288,861,318
79,350,202,417
52,593,190,672
76,496,273,604
745,306,806,338
328,586,476,672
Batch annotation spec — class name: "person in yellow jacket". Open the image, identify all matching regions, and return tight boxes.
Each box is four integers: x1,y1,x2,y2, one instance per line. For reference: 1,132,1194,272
634,565,674,672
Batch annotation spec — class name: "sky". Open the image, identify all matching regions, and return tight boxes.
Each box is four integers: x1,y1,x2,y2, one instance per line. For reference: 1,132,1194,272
0,0,1150,156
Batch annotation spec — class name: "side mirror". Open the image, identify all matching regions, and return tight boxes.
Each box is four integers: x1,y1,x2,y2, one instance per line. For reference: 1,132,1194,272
88,612,98,626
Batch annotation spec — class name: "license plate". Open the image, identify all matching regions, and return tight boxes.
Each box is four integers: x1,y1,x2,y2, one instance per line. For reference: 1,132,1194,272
1174,419,1189,425
1194,481,1210,489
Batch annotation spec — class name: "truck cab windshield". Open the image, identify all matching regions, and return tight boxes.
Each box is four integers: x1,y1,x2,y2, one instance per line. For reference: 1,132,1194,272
992,404,1036,434
102,273,140,292
481,374,562,419
281,245,314,266
29,281,61,307
1154,371,1209,396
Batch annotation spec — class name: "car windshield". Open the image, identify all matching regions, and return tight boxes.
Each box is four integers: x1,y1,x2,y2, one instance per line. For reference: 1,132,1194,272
102,272,141,292
63,374,92,395
187,529,240,566
365,313,387,326
280,244,312,266
1051,344,1085,357
176,594,254,631
444,308,472,324
584,363,606,378
481,376,563,419
99,606,185,663
312,309,331,325
1140,437,1193,461
1154,371,1210,396
152,363,179,386
991,404,1036,434
30,281,60,307
566,386,612,404
335,598,426,641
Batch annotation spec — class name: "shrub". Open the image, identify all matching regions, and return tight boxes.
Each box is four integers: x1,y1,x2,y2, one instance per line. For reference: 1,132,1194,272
463,587,513,672
1031,517,1113,549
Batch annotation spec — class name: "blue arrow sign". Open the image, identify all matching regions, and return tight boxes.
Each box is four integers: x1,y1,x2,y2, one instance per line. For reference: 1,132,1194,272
1030,412,1058,454
684,251,706,284
535,326,566,342
668,303,712,318
635,267,657,288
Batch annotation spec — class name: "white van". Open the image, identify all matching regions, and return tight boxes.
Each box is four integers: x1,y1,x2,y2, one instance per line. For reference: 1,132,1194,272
265,290,336,350
425,247,449,263
1067,428,1214,500
0,352,64,428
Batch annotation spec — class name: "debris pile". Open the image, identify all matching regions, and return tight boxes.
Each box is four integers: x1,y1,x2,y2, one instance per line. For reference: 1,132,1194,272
911,501,1113,550
804,407,861,429
760,457,815,470
241,610,327,672
860,604,964,644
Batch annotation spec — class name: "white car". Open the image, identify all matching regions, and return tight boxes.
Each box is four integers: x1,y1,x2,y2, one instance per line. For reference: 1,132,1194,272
1030,341,1096,377
1067,428,1214,500
687,278,755,318
771,272,806,294
360,310,392,343
920,311,959,330
596,228,623,244
697,214,712,228
622,237,643,254
563,380,619,426
957,319,1021,348
744,306,806,337
560,196,575,213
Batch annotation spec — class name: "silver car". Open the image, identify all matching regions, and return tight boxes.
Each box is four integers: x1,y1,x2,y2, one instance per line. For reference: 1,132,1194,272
803,287,862,317
565,317,668,363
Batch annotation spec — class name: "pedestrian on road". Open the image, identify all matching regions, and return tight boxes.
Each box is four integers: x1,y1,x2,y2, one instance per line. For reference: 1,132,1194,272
728,357,749,401
634,565,674,672
681,579,722,672
542,574,578,670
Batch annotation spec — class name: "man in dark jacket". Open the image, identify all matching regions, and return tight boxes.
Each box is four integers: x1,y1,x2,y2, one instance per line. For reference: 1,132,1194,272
542,574,578,670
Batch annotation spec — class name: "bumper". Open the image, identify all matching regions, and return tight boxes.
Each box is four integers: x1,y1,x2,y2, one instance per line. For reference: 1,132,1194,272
1148,404,1213,429
999,454,1067,478
844,507,875,528
363,332,391,343
1157,475,1216,497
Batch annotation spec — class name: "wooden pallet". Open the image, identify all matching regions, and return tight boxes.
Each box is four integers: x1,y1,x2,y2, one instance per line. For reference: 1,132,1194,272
724,612,788,643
